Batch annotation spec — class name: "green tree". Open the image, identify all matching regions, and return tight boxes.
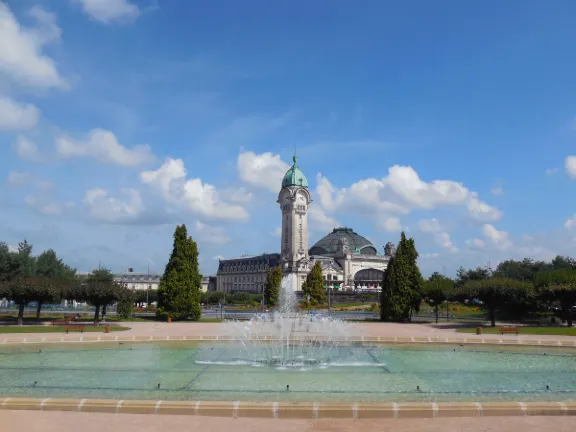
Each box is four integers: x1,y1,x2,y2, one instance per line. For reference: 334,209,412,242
116,284,136,319
264,266,282,307
86,268,115,320
422,273,454,324
302,261,326,306
0,277,38,325
493,258,551,282
535,269,576,327
380,232,423,321
0,243,19,282
459,277,533,327
34,249,76,320
157,225,202,321
455,266,491,287
551,256,576,271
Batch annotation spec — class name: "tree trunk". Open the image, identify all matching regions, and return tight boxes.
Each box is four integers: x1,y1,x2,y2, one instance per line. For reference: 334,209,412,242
17,303,25,325
93,304,101,325
435,304,439,324
36,301,43,322
489,308,496,327
562,304,573,327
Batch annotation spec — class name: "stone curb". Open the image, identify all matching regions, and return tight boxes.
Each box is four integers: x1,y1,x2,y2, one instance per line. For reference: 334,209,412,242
1,334,575,348
0,398,575,418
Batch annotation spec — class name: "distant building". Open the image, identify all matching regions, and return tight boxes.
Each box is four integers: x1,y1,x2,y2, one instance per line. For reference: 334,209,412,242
113,269,162,291
216,253,280,293
201,276,217,292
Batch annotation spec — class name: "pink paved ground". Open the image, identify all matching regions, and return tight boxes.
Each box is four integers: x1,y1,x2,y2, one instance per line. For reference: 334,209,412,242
1,410,574,432
0,321,574,343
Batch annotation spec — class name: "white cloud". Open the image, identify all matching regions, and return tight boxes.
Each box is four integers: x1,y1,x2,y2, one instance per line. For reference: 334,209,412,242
0,97,39,130
491,185,504,196
421,253,440,260
565,215,576,231
6,171,52,189
481,224,513,250
382,217,402,233
545,168,558,176
13,135,42,162
83,188,143,223
237,151,290,193
466,193,503,222
417,218,457,252
271,227,282,237
565,156,576,178
308,205,339,232
55,128,156,166
72,0,140,24
315,166,501,221
465,238,485,251
0,3,67,89
194,221,230,245
141,158,249,221
212,255,224,261
24,195,62,216
220,186,253,203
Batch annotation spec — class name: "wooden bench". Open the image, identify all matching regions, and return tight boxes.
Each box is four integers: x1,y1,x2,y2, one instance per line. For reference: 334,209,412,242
65,325,85,333
500,327,519,335
52,319,69,325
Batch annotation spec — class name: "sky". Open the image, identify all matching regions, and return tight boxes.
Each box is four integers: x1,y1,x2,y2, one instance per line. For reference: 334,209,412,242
1,0,576,278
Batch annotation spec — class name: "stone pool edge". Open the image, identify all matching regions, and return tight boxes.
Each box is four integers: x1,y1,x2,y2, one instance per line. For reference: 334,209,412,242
0,398,575,418
1,334,576,348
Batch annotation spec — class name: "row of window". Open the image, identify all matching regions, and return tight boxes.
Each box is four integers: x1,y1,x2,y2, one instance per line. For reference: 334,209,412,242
219,264,270,273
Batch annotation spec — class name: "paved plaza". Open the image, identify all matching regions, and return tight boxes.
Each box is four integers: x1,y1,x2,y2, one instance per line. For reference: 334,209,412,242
1,410,575,432
1,321,575,344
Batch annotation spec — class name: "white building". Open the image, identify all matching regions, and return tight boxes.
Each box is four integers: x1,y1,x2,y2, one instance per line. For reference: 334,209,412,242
113,269,161,291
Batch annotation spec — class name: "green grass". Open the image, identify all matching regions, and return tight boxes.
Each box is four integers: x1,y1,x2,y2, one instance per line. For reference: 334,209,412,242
457,326,576,336
0,325,131,334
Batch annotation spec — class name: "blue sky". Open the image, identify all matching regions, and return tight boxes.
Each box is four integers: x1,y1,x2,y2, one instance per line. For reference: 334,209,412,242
1,0,576,277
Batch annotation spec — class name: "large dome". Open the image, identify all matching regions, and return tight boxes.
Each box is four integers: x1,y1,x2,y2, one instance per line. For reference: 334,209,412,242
309,227,378,256
281,154,308,188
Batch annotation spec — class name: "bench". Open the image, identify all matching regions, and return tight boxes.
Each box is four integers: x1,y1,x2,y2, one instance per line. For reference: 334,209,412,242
65,325,85,333
52,319,69,325
500,327,519,335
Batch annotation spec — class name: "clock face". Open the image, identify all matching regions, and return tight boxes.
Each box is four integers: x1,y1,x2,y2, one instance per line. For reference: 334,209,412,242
296,194,306,204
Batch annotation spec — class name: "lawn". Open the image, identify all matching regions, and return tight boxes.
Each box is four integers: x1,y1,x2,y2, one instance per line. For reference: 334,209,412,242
457,326,576,336
0,325,131,334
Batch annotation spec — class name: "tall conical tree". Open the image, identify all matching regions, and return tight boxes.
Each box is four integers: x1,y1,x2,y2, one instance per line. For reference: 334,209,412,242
302,261,326,306
157,224,202,321
380,232,423,321
264,266,282,307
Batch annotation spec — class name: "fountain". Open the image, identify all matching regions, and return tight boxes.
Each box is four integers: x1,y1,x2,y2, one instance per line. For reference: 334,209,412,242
197,274,365,369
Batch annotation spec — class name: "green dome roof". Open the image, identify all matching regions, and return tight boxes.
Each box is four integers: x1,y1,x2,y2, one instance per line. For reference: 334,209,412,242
281,154,308,188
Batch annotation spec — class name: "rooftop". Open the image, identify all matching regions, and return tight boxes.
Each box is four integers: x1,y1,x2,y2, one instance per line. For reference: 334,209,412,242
281,154,308,188
309,227,378,256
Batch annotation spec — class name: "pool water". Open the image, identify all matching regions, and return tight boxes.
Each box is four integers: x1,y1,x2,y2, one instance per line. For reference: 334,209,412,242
0,342,575,403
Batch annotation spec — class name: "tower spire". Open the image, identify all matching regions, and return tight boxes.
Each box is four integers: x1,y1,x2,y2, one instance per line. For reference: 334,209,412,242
293,147,297,165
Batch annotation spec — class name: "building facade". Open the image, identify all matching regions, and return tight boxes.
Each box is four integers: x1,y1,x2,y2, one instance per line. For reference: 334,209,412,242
215,155,395,293
216,253,280,293
113,269,162,291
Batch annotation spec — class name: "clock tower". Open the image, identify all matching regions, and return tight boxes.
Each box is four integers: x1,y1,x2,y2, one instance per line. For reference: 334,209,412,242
277,154,312,292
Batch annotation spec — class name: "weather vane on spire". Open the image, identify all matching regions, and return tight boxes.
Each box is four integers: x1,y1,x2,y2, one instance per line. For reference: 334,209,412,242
293,146,297,165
